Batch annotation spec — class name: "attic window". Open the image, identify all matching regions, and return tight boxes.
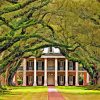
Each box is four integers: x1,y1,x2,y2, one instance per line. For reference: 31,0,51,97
49,47,53,53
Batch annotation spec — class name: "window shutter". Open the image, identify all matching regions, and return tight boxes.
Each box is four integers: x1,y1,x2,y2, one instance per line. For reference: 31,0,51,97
58,61,60,70
64,76,65,85
73,62,75,70
36,76,38,85
64,61,65,70
36,62,38,70
32,61,34,70
68,61,69,70
26,61,29,70
58,76,59,85
42,62,44,70
42,76,44,85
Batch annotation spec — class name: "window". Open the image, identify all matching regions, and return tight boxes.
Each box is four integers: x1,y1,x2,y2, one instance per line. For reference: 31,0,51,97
38,61,42,67
69,61,73,70
59,60,65,70
37,61,43,70
29,61,33,67
69,76,73,81
27,61,34,70
60,61,64,67
49,47,53,53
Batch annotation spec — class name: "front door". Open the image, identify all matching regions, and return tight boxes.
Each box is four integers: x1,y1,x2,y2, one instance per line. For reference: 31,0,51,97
48,73,55,85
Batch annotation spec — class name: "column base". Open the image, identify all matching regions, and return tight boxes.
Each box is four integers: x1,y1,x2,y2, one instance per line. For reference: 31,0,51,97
33,83,37,86
22,84,26,86
55,83,58,86
75,84,79,86
44,83,47,86
65,83,68,86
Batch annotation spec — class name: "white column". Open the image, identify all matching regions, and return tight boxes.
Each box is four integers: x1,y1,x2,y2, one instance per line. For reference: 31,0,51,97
33,58,37,86
75,62,79,86
55,58,58,86
87,72,90,85
65,59,68,86
44,58,47,86
23,58,26,86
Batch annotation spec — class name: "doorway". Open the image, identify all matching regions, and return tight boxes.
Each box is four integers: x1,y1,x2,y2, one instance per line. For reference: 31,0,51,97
47,73,55,86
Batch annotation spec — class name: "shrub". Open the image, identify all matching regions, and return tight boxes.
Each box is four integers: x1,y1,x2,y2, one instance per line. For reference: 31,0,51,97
17,79,23,85
86,85,100,90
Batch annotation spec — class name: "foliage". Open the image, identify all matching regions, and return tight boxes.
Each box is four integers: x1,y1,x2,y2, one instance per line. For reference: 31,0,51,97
17,79,23,85
0,0,100,85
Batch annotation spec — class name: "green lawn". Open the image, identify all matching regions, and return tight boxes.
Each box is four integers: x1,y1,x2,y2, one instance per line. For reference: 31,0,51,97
56,86,100,100
0,86,100,100
0,86,48,100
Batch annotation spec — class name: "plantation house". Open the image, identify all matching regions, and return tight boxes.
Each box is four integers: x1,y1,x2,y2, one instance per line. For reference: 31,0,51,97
0,47,90,86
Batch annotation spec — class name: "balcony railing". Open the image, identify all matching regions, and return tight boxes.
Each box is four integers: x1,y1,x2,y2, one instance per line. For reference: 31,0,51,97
18,66,84,71
47,66,55,70
37,66,43,70
59,66,65,70
27,66,34,70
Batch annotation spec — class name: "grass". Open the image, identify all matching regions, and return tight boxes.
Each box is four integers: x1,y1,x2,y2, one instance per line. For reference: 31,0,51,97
56,86,100,94
56,86,100,100
0,86,100,100
0,86,48,100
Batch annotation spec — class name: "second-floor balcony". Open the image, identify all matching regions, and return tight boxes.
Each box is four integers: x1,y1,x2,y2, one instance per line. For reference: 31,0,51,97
18,65,85,71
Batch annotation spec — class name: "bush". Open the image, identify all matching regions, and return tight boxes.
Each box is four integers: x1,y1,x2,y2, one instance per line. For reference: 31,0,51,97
79,76,83,85
0,86,8,94
17,79,23,85
86,85,100,90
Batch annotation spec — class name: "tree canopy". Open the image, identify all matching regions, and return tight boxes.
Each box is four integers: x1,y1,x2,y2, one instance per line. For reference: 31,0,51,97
0,0,100,85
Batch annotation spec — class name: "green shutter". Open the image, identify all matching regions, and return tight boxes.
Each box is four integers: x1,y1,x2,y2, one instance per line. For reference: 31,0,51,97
42,62,44,70
36,62,38,70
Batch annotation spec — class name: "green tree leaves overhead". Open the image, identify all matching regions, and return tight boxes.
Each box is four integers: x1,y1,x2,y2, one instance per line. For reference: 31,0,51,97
0,0,100,85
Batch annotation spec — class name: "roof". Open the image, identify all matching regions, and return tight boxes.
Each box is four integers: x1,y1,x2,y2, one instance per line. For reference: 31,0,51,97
29,53,65,58
41,53,65,58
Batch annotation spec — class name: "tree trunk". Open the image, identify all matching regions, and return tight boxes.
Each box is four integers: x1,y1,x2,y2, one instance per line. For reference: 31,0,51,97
8,59,22,86
97,72,100,85
8,72,15,86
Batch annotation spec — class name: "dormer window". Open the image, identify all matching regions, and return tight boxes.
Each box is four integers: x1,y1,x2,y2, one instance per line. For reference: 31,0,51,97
49,47,53,53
